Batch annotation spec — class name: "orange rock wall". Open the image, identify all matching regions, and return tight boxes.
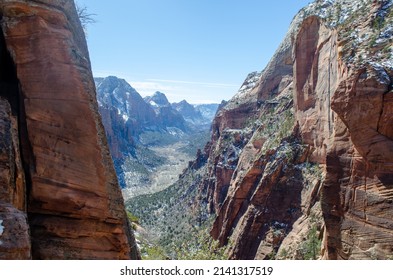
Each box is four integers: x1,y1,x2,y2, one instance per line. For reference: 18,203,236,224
294,15,393,260
208,6,393,259
0,0,138,259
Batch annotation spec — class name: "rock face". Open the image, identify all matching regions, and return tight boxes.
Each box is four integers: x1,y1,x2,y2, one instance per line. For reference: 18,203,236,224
145,91,171,108
145,92,187,130
172,100,203,121
293,1,393,260
0,0,138,259
173,100,220,130
0,203,31,259
196,103,220,120
191,0,393,260
96,77,157,147
96,78,190,146
0,96,30,259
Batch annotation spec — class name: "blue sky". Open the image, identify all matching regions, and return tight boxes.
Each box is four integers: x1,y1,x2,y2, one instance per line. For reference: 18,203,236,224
77,0,311,104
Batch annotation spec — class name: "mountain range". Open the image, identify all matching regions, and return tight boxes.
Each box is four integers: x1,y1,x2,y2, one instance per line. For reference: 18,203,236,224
95,76,219,194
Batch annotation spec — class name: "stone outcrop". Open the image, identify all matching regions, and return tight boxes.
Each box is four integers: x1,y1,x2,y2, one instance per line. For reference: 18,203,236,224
293,16,337,164
197,0,393,260
0,203,31,259
207,68,324,259
322,49,393,260
0,0,138,259
293,1,393,260
0,97,30,259
201,8,324,260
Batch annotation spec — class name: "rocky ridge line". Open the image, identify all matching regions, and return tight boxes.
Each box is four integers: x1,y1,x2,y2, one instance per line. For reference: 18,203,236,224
196,0,393,260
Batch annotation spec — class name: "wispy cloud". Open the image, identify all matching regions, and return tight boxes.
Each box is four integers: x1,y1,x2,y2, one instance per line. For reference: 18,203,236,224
130,81,175,94
92,69,235,103
130,78,238,103
147,79,239,88
93,70,135,79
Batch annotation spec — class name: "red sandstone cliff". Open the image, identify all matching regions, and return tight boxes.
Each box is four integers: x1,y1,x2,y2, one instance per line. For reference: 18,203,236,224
202,0,393,259
0,0,138,259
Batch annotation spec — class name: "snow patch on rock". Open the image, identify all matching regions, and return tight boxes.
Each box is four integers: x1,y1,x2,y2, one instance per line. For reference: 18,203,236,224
370,62,391,85
0,220,4,235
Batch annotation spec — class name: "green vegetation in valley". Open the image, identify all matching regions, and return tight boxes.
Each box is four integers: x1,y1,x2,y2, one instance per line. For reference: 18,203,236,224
139,131,181,146
126,162,228,259
179,130,211,157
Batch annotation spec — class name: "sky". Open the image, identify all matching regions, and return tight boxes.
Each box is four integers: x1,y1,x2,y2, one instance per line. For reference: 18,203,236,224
77,0,311,104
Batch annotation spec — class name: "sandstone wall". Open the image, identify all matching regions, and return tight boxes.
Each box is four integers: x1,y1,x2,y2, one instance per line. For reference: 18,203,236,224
293,9,393,260
206,1,393,260
322,49,393,260
0,0,138,259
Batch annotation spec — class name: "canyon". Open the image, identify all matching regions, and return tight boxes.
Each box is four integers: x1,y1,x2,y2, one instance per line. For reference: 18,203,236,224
1,0,392,260
129,0,393,260
95,76,218,197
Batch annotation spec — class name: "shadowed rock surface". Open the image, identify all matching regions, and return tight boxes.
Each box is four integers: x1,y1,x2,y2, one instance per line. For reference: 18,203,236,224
0,0,138,259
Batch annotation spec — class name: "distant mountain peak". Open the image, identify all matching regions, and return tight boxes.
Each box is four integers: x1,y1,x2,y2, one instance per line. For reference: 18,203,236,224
95,76,139,97
145,91,170,107
178,99,189,105
172,99,193,109
153,91,167,97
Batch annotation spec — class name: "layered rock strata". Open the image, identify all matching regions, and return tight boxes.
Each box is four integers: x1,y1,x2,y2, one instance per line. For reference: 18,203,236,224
0,0,138,259
202,0,393,259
